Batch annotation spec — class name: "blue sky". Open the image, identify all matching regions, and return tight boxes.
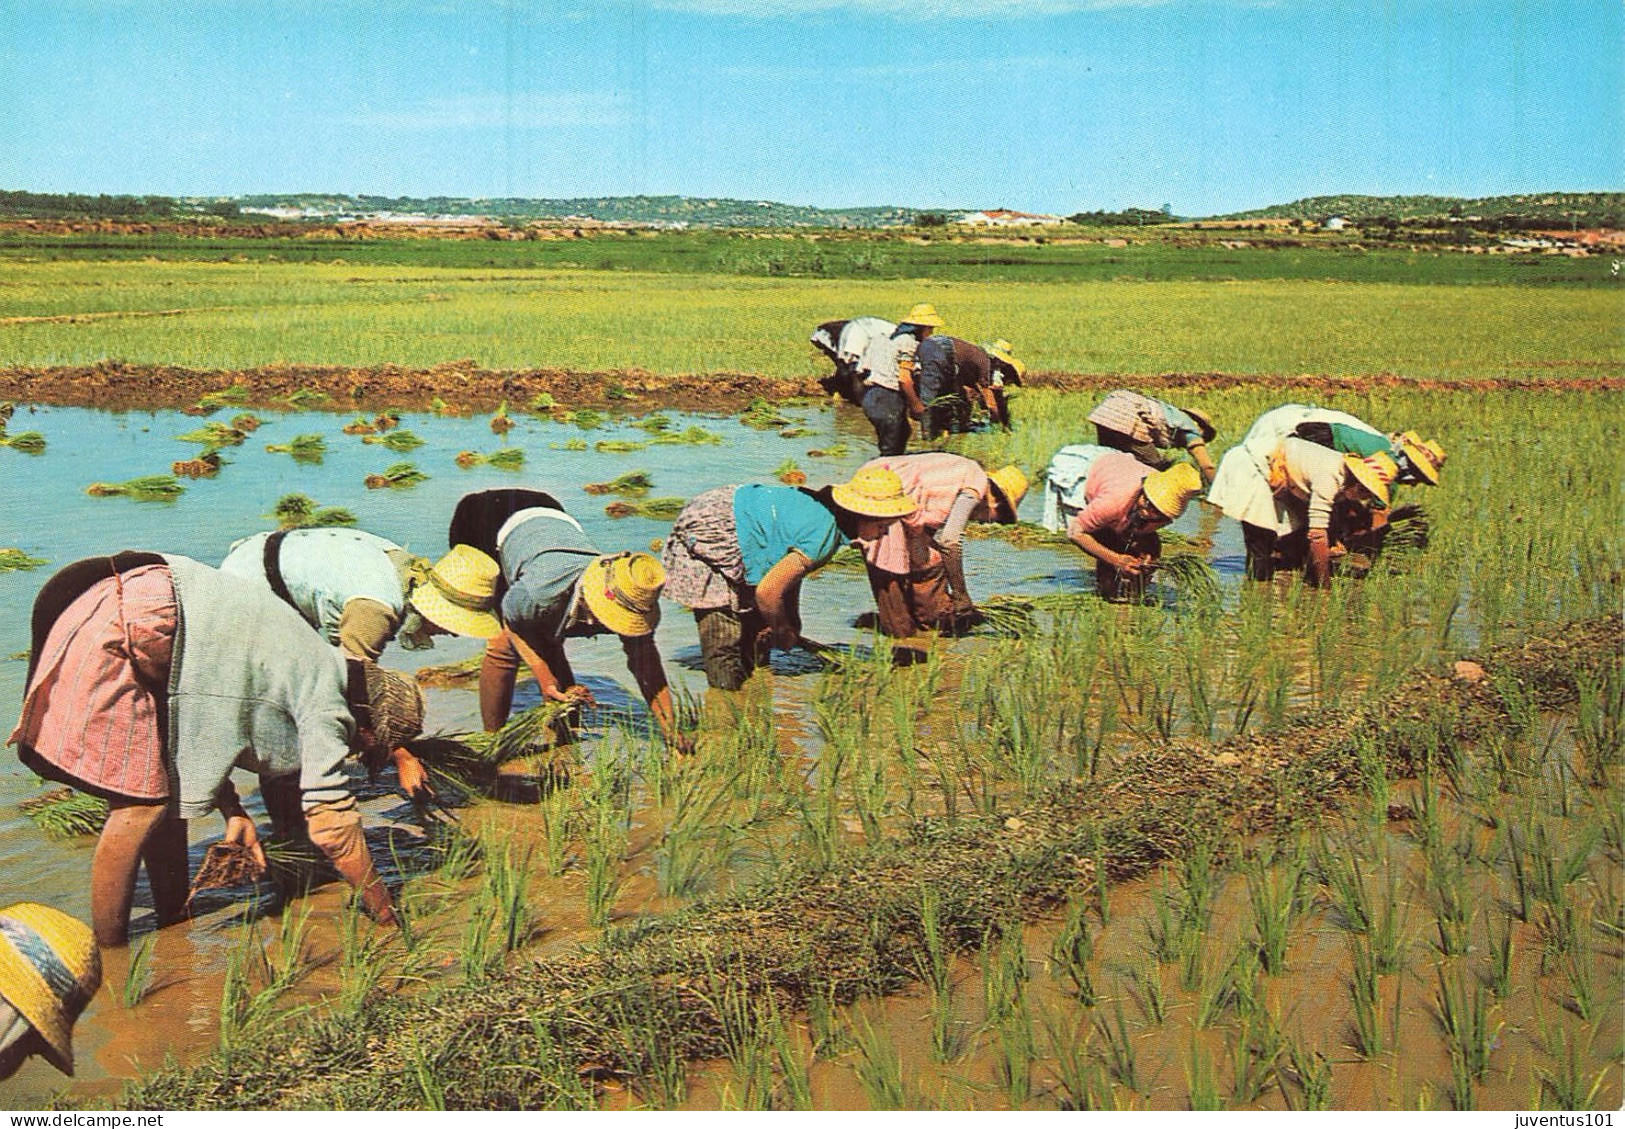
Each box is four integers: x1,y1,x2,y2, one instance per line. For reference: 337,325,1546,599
0,0,1618,215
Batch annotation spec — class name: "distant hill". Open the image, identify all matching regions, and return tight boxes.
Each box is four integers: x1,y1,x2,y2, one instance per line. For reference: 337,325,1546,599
1221,192,1624,227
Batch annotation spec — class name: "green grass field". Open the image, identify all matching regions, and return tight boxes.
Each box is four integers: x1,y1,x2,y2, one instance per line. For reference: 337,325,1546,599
2,259,1621,380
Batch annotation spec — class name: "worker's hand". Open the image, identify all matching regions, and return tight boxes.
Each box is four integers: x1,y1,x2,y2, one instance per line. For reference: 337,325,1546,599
666,729,697,757
392,748,434,803
223,814,268,877
546,684,597,708
1327,542,1349,562
1116,553,1153,577
770,622,801,652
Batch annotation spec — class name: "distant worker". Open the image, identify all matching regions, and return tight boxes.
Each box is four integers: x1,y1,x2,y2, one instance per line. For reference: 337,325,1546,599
0,903,100,1080
811,317,897,407
1087,390,1218,484
855,453,1028,635
432,494,686,756
11,554,423,945
914,335,1025,438
855,304,946,456
662,471,916,689
1042,446,1204,600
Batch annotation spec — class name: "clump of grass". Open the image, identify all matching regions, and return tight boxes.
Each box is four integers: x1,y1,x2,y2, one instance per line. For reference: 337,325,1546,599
176,421,248,448
455,448,525,470
269,493,356,529
0,430,47,454
628,413,672,434
0,548,47,572
265,433,326,462
605,497,686,520
85,475,185,501
584,470,654,496
362,429,425,452
806,443,849,458
594,439,648,454
364,462,428,489
739,397,800,430
230,413,262,432
20,788,109,838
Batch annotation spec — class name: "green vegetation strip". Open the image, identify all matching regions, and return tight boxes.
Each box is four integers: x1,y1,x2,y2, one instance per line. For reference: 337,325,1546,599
123,615,1618,1110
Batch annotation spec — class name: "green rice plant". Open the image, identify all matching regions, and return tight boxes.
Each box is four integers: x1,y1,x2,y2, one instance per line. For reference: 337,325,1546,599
85,474,185,501
175,420,247,447
1572,664,1623,787
19,788,108,838
122,931,158,1008
1092,998,1140,1093
806,443,849,458
364,460,428,488
483,836,536,951
994,993,1038,1107
1041,1009,1114,1111
528,392,558,412
1246,845,1305,973
459,896,497,982
335,900,386,1014
805,983,851,1058
1348,935,1385,1059
582,469,653,496
583,758,631,928
1186,1035,1223,1110
268,492,356,529
1144,877,1180,965
0,430,46,454
1490,909,1516,1000
649,425,724,446
1316,836,1372,933
264,433,326,460
851,1015,908,1109
654,758,741,898
981,923,1029,1026
1228,1004,1285,1106
1536,1016,1610,1111
1276,1038,1333,1111
1156,551,1222,606
1435,963,1497,1083
916,887,966,1062
1048,897,1097,1004
0,548,47,571
278,386,328,407
594,439,647,453
627,412,672,434
537,786,575,878
195,383,249,411
404,1034,448,1111
551,438,589,451
739,397,800,430
1562,919,1596,1021
1130,959,1166,1025
603,496,686,520
454,447,524,470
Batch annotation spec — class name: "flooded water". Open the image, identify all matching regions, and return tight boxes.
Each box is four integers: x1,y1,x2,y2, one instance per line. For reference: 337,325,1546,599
0,399,1229,1106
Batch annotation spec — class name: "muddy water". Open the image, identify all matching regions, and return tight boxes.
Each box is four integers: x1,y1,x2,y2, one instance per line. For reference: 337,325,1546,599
0,400,1230,1106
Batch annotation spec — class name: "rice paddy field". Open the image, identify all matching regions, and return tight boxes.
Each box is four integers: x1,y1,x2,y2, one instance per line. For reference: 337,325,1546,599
0,236,1620,1111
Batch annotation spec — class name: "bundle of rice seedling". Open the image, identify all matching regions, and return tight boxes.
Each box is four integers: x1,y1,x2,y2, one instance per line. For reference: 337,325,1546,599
265,434,327,461
740,397,801,430
774,458,805,485
361,429,424,452
0,548,47,571
176,421,248,448
0,402,12,423
1153,551,1221,605
172,451,224,478
86,475,185,501
606,496,686,520
1382,503,1430,553
628,413,673,434
650,426,723,446
490,400,514,436
279,387,329,407
342,416,378,436
569,408,606,430
528,392,558,412
820,544,867,573
807,443,849,458
269,493,357,529
0,431,46,454
584,470,654,496
551,439,589,452
594,439,647,454
187,842,266,902
373,411,400,431
229,413,262,433
964,521,1070,548
451,701,576,766
778,426,811,439
364,462,428,489
19,789,109,839
197,383,249,410
970,595,1041,637
455,448,526,471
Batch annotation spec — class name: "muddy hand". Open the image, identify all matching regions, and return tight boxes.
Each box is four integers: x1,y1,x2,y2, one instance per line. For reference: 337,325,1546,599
394,748,435,802
223,813,268,878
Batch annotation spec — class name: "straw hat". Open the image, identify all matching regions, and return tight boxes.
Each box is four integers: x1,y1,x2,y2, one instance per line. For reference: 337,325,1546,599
0,903,100,1075
900,302,945,329
1394,431,1440,486
1183,407,1217,444
411,545,503,640
987,465,1029,523
1422,438,1447,469
360,661,426,750
1143,462,1203,520
580,552,665,638
1344,451,1397,509
831,467,919,519
983,339,1028,380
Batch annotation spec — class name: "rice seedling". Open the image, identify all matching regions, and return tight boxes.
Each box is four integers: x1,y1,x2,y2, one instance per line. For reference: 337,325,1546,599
1246,845,1305,973
18,788,108,839
335,900,387,1015
583,772,631,928
341,415,377,435
268,492,355,529
739,397,800,430
806,443,849,458
773,458,805,485
1092,999,1140,1093
594,439,647,453
536,786,575,878
627,412,672,434
604,496,686,520
1047,897,1097,1004
1130,959,1166,1025
264,433,326,461
551,437,589,451
490,399,514,435
172,450,224,477
528,392,558,412
1040,1009,1114,1111
583,469,653,496
192,383,249,412
1276,1038,1333,1111
455,447,525,470
230,412,262,432
1348,935,1385,1059
1562,919,1596,1021
916,887,966,1062
851,1015,909,1109
175,420,248,447
362,428,426,451
483,835,537,951
1572,664,1623,787
568,408,606,430
0,548,47,571
122,931,158,1008
0,430,46,454
981,923,1029,1027
993,993,1038,1107
364,461,429,488
649,425,724,446
1490,908,1517,999
654,759,741,898
1186,1034,1223,1110
1228,1004,1285,1106
85,474,185,501
1536,1015,1611,1111
279,386,329,407
1435,962,1498,1085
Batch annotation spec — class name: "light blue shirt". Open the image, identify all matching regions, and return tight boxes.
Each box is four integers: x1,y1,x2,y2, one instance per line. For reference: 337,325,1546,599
732,485,843,585
221,529,406,646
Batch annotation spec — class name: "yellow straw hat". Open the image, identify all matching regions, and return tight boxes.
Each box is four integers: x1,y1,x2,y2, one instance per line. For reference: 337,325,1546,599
1142,462,1203,519
831,467,919,519
983,340,1028,379
581,552,665,638
0,903,101,1075
1422,438,1446,469
1344,451,1397,509
900,302,945,329
1394,431,1440,486
411,545,503,640
987,465,1029,523
360,661,426,750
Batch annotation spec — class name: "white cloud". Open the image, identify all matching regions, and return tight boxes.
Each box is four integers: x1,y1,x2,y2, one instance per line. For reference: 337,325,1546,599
342,91,630,131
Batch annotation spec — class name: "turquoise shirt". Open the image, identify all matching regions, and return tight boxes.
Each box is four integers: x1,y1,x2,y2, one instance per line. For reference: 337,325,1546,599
731,485,843,585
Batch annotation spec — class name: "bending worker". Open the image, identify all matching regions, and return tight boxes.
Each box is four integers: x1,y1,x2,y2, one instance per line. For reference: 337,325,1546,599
662,471,917,689
10,553,423,945
914,335,1025,438
854,304,946,456
856,453,1027,635
0,903,100,1081
1043,446,1203,600
1087,390,1218,484
811,316,897,407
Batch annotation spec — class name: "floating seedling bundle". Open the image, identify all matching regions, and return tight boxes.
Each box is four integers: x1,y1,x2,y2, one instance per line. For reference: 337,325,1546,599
490,400,515,435
807,443,849,458
0,425,46,454
594,439,647,454
605,497,686,520
740,396,803,430
229,413,262,433
583,470,654,496
270,493,357,529
265,434,327,462
342,416,379,435
86,475,185,501
0,548,47,571
172,450,225,478
365,462,429,489
456,448,526,470
650,425,724,446
176,421,249,448
774,458,806,485
362,429,425,452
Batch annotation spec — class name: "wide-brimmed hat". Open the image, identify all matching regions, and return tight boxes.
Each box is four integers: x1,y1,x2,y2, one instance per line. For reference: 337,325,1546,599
581,552,664,638
900,302,945,330
1143,462,1203,520
1184,407,1217,444
987,465,1029,523
1393,431,1440,486
411,545,502,640
360,661,426,750
0,903,100,1075
1345,451,1397,509
1422,438,1447,469
831,467,919,519
983,339,1028,380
